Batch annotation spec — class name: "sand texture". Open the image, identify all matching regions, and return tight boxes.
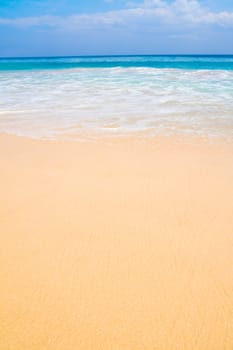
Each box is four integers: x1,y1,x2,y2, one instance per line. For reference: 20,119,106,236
0,134,233,349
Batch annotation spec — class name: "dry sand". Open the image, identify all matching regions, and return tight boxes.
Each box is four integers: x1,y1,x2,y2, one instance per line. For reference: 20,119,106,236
0,133,233,350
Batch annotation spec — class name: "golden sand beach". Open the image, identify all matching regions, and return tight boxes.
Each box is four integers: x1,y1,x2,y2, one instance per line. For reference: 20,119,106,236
0,133,233,349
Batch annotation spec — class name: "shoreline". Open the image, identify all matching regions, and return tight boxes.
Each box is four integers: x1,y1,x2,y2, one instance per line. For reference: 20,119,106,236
1,133,233,349
1,129,233,144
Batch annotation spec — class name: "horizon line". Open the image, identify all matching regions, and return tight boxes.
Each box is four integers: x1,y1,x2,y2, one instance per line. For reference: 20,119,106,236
1,53,233,59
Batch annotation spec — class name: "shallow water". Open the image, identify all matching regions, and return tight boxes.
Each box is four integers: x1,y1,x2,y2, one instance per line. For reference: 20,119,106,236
0,56,233,139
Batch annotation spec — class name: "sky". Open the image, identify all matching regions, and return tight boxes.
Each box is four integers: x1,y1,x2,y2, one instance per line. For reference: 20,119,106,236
0,0,233,57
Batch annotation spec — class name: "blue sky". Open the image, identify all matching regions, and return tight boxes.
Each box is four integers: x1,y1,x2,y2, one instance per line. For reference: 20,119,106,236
0,0,233,56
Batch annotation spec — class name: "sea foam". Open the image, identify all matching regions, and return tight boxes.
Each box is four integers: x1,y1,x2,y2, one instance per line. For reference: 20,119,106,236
0,65,233,139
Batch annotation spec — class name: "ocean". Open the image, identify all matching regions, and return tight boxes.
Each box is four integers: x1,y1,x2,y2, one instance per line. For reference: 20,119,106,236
0,55,233,139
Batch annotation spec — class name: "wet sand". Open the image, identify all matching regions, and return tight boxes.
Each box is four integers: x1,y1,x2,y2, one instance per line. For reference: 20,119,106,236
0,134,233,349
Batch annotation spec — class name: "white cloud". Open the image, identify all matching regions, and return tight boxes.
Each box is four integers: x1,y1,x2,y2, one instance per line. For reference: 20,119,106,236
0,0,232,30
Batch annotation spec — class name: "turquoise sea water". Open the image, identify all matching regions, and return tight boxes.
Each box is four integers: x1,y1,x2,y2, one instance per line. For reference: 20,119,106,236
1,55,233,71
0,55,233,139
